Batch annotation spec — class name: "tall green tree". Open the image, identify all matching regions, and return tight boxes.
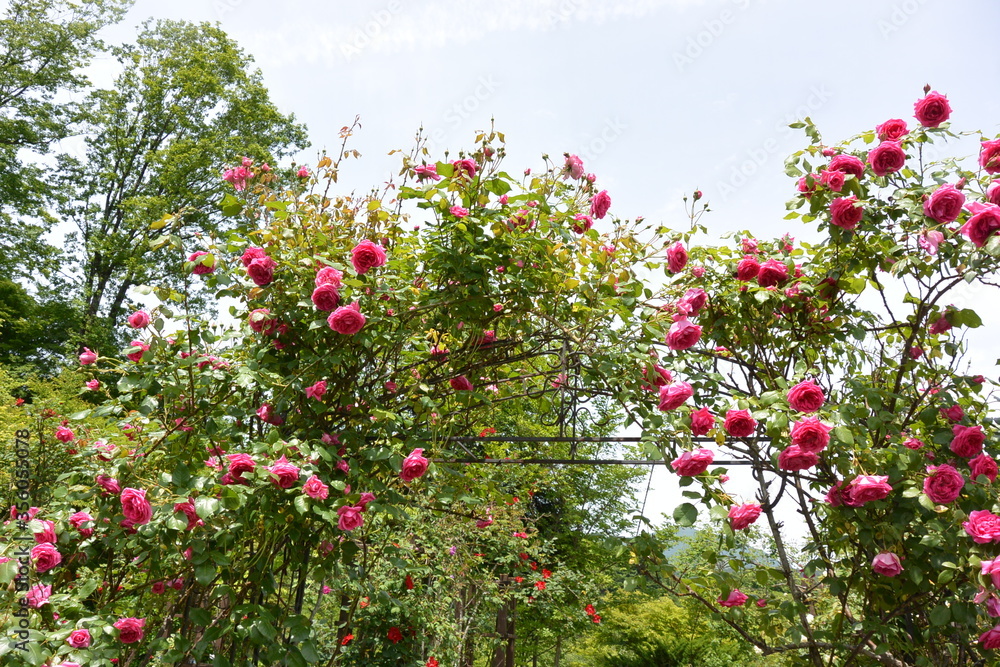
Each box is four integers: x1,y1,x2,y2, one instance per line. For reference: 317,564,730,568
57,18,309,344
0,0,131,280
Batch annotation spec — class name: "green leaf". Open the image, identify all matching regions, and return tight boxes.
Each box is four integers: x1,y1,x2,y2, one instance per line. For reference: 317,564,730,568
189,607,212,626
195,562,216,585
929,604,950,625
673,502,698,527
833,426,854,445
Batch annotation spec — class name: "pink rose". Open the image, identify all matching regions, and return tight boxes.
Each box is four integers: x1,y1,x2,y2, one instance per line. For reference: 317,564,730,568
151,581,166,594
922,464,964,504
676,288,708,316
867,141,906,177
980,140,1000,174
33,519,56,544
875,118,909,142
717,589,748,607
940,404,964,422
983,559,1000,588
328,302,366,335
246,255,276,286
351,240,388,274
311,284,341,311
114,617,145,643
266,455,301,488
736,257,760,281
572,214,593,233
85,379,100,391
778,445,818,471
724,409,757,438
756,259,788,287
950,424,985,458
979,625,1000,649
449,205,469,218
79,347,98,365
26,583,51,608
563,154,585,179
918,230,944,255
315,266,344,287
689,407,715,436
305,380,327,401
666,242,688,273
358,492,376,510
256,403,284,426
450,375,474,392
929,311,952,335
830,196,863,230
227,453,255,477
923,184,965,223
964,510,1000,544
828,154,865,178
971,454,998,483
666,318,702,351
787,380,825,413
240,247,267,267
453,158,477,179
127,310,151,329
658,382,693,411
671,449,714,476
988,181,1000,206
121,487,152,525
871,552,903,577
96,475,120,495
126,340,149,362
173,499,202,530
188,251,215,275
797,173,818,198
960,201,1000,248
31,543,62,572
590,190,611,219
847,475,892,505
819,169,845,192
248,308,277,335
69,511,93,535
728,503,762,530
55,426,74,442
903,437,924,450
337,504,364,531
303,475,329,500
414,163,440,181
641,364,672,391
401,448,429,482
913,91,951,128
790,417,832,453
67,629,91,648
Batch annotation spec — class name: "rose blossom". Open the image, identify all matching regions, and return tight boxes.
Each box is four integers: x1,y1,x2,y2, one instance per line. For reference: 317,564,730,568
964,510,1000,544
126,340,149,362
689,407,716,436
31,543,62,572
351,240,388,274
914,91,951,127
819,169,845,192
450,375,474,392
903,437,924,450
127,310,151,329
790,417,832,453
414,163,440,181
311,284,341,311
830,196,863,230
590,190,611,219
867,141,906,177
337,504,364,531
563,153,584,179
658,382,693,411
960,201,1000,248
875,118,909,142
79,347,98,365
305,380,327,401
828,154,865,178
983,559,1000,589
666,318,701,351
982,139,1000,174
266,455,301,488
96,474,120,495
641,364,672,391
671,449,714,476
940,404,964,422
67,629,91,648
26,583,51,608
728,503,762,530
666,242,688,273
778,445,818,471
950,424,986,458
572,214,593,233
923,184,965,223
248,308,277,335
173,499,202,530
847,475,892,505
246,255,276,286
980,625,1000,649
871,552,903,577
188,251,215,275
453,158,477,179
256,403,284,426
121,488,152,526
676,288,708,316
736,257,760,281
303,475,330,500
328,302,366,335
718,589,748,608
918,230,945,255
724,409,757,438
55,426,74,442
922,464,965,504
33,519,56,544
400,448,429,482
757,259,788,287
85,379,100,391
988,181,1000,207
787,380,825,413
114,617,145,643
227,453,256,477
315,266,344,287
971,454,999,483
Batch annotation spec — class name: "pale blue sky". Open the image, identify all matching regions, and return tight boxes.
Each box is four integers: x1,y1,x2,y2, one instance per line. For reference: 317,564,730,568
89,0,1000,534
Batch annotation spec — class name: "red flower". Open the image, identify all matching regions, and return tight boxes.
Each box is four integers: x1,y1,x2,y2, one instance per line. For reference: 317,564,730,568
427,659,440,667
387,627,403,644
529,561,538,571
592,615,601,623
541,568,552,579
534,581,546,591
341,633,354,645
405,574,415,590
585,604,597,616
479,427,497,437
514,576,524,583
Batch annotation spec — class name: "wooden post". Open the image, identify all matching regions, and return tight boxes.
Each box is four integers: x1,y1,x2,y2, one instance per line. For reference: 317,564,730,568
554,635,562,667
491,576,517,667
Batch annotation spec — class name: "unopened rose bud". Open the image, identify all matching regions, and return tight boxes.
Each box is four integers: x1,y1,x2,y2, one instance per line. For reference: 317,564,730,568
693,190,702,201
956,177,967,190
923,83,932,94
